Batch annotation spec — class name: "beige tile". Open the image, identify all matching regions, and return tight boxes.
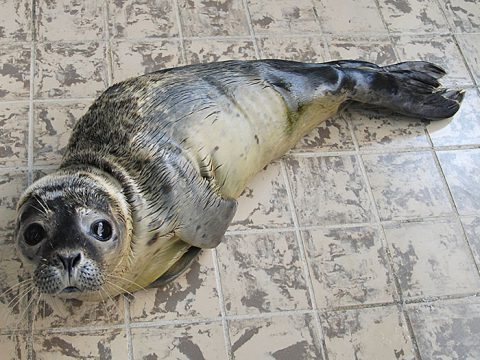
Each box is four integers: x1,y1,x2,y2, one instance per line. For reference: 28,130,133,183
111,40,183,83
327,36,397,65
131,323,226,359
34,329,128,360
0,44,31,100
33,101,90,166
258,36,328,62
35,42,108,99
35,0,104,41
384,220,480,298
440,0,480,33
362,152,453,221
293,115,355,153
304,226,396,309
217,232,310,315
438,149,480,214
377,0,449,33
129,250,220,322
230,162,293,231
229,314,323,359
0,0,31,41
457,34,480,85
393,35,473,86
284,155,375,226
185,39,257,65
427,89,480,147
407,298,480,360
347,107,430,150
462,216,480,267
322,306,415,360
0,103,29,167
0,171,28,233
177,0,250,37
108,0,178,39
0,333,29,360
314,0,386,34
247,0,320,34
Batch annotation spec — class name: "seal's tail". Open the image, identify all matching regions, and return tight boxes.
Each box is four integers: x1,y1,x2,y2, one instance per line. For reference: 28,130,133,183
341,61,465,120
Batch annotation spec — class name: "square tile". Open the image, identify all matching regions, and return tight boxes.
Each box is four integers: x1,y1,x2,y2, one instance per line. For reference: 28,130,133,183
35,0,104,41
108,0,178,39
34,329,128,359
185,39,257,65
327,36,397,65
393,35,473,86
462,216,480,267
0,103,29,167
303,226,396,309
131,323,226,359
322,306,415,360
438,149,480,214
0,44,31,100
407,299,480,360
35,42,108,99
457,34,480,85
247,0,320,34
177,0,250,37
258,36,328,62
111,40,183,83
313,0,386,34
284,155,375,226
217,232,310,315
0,171,28,233
0,0,31,41
230,162,293,231
427,89,480,147
229,314,324,359
128,250,220,323
377,0,449,33
33,101,90,166
0,333,29,360
384,220,480,298
440,0,480,33
362,152,453,221
292,115,355,153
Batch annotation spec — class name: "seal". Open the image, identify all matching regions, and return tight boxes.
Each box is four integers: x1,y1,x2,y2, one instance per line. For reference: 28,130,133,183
14,59,464,301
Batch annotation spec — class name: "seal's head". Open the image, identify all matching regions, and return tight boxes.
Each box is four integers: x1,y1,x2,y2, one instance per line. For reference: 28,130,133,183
14,171,131,300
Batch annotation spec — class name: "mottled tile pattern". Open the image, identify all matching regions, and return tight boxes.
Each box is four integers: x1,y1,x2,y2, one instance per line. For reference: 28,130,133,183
229,314,323,359
327,36,397,65
462,216,480,267
258,36,328,62
0,334,29,360
0,171,27,232
440,0,480,33
185,39,257,64
0,44,31,100
0,103,29,166
457,34,480,85
0,0,31,41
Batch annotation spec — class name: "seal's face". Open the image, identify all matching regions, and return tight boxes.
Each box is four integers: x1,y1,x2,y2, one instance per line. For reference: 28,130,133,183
15,173,129,299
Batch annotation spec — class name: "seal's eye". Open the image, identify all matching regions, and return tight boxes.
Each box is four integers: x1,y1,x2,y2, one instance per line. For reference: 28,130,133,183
91,220,112,241
24,223,46,246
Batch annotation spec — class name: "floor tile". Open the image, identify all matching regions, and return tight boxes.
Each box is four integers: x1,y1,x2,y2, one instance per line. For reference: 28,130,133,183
0,44,31,100
384,220,480,298
230,162,293,231
0,0,31,41
185,38,257,65
108,0,179,39
229,314,323,359
461,216,480,268
393,35,473,86
35,42,108,99
33,101,90,166
258,36,328,62
427,89,480,147
440,0,480,33
128,250,220,323
322,306,415,360
457,34,480,85
438,149,480,215
247,0,320,34
303,225,396,309
327,36,397,65
314,0,386,34
407,298,480,360
217,232,310,315
34,329,128,360
177,0,250,37
35,0,104,41
0,103,29,167
0,333,29,360
285,155,375,226
377,0,449,33
0,171,27,233
362,152,453,221
111,40,183,83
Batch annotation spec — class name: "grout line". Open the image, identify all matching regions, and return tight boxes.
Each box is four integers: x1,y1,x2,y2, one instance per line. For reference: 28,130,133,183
171,0,187,64
310,1,332,61
241,0,261,59
452,33,480,88
103,0,113,86
123,295,134,360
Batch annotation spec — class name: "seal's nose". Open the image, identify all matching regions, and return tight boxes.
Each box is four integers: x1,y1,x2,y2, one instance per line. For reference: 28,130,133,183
57,252,82,274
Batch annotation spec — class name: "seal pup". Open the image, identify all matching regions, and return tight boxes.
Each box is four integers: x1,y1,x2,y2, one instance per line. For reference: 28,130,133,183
14,59,464,301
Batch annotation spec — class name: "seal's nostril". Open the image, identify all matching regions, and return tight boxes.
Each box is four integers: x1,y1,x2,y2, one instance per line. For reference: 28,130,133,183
57,252,82,273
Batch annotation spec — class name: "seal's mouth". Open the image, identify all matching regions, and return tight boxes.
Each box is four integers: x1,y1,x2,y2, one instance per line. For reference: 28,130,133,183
61,286,81,293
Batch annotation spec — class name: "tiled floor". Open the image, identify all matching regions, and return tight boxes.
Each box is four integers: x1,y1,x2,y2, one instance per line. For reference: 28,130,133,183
0,0,479,359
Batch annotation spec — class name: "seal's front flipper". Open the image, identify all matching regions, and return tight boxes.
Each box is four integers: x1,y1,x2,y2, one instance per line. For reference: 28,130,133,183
343,61,465,120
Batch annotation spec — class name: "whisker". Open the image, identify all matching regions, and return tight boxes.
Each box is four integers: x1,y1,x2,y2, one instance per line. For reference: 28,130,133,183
104,280,136,299
0,279,33,300
107,274,147,292
98,288,113,324
15,290,39,333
